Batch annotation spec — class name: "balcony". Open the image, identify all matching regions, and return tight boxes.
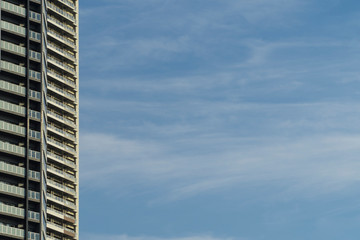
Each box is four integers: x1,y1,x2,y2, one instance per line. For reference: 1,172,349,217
48,29,76,48
29,149,41,160
0,223,39,240
47,2,76,23
29,109,41,120
29,89,41,100
47,193,76,209
48,123,76,141
0,161,40,180
0,80,25,97
0,182,40,200
29,11,41,22
47,137,76,155
0,140,25,157
57,0,76,11
0,120,41,140
1,40,25,56
0,202,40,221
1,60,25,77
47,235,61,240
48,55,76,75
1,1,41,22
0,81,41,101
0,161,24,176
47,207,76,224
47,151,76,168
0,140,41,160
1,40,41,61
47,110,76,129
1,20,41,41
48,83,76,101
48,96,76,114
48,42,76,62
48,69,76,89
0,120,25,135
1,1,26,16
48,15,76,35
0,99,25,116
1,39,41,61
0,60,41,81
47,221,76,237
47,178,76,195
1,45,40,63
48,165,76,181
0,99,41,120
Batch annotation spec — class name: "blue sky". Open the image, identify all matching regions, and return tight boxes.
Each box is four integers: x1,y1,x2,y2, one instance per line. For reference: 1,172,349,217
79,1,360,239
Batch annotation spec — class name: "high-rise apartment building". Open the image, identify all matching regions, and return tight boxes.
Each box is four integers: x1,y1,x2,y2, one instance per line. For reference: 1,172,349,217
0,0,79,239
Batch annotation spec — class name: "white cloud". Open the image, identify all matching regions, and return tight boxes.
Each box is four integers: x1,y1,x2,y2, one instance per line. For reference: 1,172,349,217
80,234,236,240
79,0,360,205
80,127,360,202
79,0,309,71
225,0,306,24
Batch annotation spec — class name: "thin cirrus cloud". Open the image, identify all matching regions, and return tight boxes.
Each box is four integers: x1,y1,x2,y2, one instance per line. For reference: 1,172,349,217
80,130,360,202
80,234,236,240
79,0,360,239
79,0,306,71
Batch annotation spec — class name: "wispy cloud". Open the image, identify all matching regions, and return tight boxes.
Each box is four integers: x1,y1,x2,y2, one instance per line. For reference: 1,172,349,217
80,234,236,240
80,128,360,202
79,0,360,238
79,0,309,71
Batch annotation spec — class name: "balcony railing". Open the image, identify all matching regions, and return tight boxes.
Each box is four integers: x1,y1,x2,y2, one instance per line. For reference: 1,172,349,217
47,138,76,154
0,161,40,180
1,60,25,76
0,161,24,176
1,1,41,22
47,151,76,168
0,223,40,240
1,39,41,61
0,99,40,120
47,178,76,194
47,165,76,180
0,140,39,161
29,89,41,100
1,40,25,55
1,21,41,41
48,96,76,114
0,120,25,135
48,55,76,74
0,140,25,156
1,1,26,15
0,182,40,200
47,193,76,208
48,15,75,34
48,83,76,101
58,0,76,10
47,110,76,128
0,80,40,100
48,29,75,48
0,60,41,81
0,99,25,115
47,2,75,22
0,202,40,221
47,235,61,240
0,119,40,140
48,207,75,220
48,42,76,61
48,69,76,88
47,221,76,234
47,124,76,140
